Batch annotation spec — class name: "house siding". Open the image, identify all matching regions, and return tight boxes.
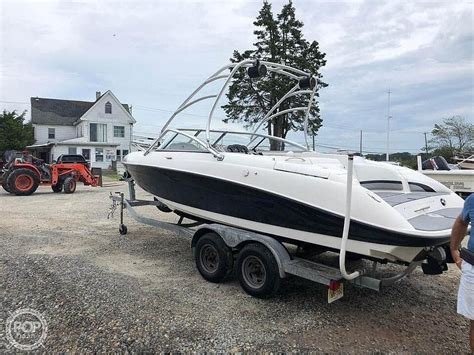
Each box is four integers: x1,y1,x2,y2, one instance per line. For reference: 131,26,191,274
30,91,134,170
50,145,118,169
79,92,133,153
34,124,76,144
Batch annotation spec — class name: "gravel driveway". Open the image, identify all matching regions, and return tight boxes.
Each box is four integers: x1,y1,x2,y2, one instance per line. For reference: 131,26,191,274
0,180,469,352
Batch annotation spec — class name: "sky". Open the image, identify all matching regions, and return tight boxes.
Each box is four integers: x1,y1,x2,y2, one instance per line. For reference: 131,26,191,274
0,0,472,154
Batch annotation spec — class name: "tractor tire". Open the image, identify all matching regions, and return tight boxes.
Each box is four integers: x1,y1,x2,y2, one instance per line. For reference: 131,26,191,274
51,183,63,193
1,171,13,193
63,176,76,194
9,168,40,196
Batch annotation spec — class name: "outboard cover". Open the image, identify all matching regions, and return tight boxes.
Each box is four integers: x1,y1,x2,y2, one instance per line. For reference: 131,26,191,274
422,156,451,171
433,156,450,171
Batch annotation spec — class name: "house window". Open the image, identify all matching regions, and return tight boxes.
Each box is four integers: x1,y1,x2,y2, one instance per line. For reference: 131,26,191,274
105,102,112,114
90,123,107,142
82,149,90,161
68,147,77,155
122,150,129,157
116,149,122,161
95,148,104,162
114,126,125,138
48,128,55,139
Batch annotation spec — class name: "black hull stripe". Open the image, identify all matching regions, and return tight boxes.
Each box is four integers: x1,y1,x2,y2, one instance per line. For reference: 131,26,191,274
125,164,450,247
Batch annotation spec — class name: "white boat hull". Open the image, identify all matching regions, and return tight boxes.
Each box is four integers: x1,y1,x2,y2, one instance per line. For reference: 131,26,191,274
124,151,465,264
421,170,474,196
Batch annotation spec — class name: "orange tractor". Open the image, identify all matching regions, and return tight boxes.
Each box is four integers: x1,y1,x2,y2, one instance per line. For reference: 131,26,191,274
1,152,100,196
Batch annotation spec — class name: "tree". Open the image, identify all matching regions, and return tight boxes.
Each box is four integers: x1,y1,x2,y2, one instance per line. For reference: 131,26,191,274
222,1,327,150
0,110,35,153
429,116,473,160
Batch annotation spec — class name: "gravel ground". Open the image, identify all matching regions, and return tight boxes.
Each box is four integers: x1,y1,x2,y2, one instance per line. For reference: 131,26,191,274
0,180,470,352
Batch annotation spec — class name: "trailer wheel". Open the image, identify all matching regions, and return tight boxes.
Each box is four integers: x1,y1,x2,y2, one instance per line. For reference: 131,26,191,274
9,168,40,196
63,177,76,194
119,224,128,235
195,232,233,283
51,183,63,193
237,243,280,298
1,171,13,193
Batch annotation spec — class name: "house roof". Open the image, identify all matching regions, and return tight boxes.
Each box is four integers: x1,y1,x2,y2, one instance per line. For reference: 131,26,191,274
31,98,93,125
30,96,131,126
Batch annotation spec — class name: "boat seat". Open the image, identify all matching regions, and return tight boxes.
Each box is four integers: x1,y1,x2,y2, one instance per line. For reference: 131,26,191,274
226,144,249,154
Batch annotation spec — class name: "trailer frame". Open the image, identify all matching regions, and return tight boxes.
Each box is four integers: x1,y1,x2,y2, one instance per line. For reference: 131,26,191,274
108,177,422,302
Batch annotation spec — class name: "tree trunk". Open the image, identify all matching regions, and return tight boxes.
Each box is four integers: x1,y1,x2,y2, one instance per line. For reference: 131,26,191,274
269,115,285,151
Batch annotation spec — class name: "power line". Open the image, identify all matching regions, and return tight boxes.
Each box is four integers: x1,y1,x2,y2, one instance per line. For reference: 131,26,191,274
0,99,429,137
0,100,29,105
134,105,429,134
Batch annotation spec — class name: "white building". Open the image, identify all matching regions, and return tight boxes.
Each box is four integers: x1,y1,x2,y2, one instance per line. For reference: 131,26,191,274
28,91,136,169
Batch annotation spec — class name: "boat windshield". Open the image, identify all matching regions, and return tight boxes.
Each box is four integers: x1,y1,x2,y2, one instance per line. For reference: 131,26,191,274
155,130,208,152
150,129,308,153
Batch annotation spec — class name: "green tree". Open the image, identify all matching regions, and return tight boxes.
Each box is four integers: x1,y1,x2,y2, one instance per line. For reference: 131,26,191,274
429,116,473,160
0,110,35,153
222,1,327,150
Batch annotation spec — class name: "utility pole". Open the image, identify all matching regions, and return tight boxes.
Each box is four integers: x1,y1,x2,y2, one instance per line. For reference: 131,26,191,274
423,132,429,154
385,89,392,161
359,130,363,155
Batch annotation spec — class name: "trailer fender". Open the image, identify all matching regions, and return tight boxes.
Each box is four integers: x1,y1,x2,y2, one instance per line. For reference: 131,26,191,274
192,224,290,278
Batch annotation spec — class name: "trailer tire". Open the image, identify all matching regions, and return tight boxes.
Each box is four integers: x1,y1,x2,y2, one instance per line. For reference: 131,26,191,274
2,171,13,193
63,177,76,194
195,232,233,283
9,168,40,196
237,243,280,298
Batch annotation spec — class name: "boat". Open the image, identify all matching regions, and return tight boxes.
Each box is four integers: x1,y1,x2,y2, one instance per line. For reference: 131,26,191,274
123,59,466,267
418,155,473,198
453,153,474,170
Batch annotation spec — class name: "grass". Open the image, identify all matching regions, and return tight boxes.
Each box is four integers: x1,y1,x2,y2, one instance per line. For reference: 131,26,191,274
101,169,121,181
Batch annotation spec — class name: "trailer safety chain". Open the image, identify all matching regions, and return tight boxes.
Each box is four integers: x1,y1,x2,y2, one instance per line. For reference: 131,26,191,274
107,192,120,219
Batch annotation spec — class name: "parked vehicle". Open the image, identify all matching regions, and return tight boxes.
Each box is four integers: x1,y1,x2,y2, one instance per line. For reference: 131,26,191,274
418,155,473,199
1,152,100,195
55,154,90,167
453,153,474,170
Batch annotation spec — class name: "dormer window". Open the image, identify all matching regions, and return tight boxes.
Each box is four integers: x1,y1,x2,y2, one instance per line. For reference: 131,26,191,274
105,101,112,114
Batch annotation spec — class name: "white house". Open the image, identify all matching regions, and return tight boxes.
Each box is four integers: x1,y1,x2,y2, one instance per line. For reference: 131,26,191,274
28,91,136,169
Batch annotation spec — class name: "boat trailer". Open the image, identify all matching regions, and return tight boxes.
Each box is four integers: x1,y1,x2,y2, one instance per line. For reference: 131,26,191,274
108,167,423,303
